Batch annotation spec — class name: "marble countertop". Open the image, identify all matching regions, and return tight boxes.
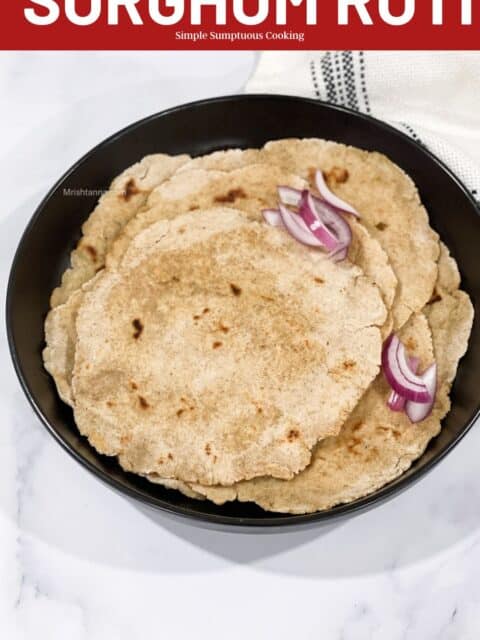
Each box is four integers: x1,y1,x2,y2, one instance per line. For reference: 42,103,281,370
1,51,480,640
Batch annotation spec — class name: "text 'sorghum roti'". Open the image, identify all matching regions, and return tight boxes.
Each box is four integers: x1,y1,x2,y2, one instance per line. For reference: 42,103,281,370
50,153,190,309
259,138,440,330
183,246,473,512
71,208,386,486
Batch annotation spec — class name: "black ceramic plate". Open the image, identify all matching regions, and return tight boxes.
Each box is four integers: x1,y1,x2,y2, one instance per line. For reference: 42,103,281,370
7,95,480,531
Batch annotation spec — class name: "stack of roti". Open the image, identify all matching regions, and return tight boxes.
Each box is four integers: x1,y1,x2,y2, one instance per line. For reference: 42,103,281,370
43,139,474,513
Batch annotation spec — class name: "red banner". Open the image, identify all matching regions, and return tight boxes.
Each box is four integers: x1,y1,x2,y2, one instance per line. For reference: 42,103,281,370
2,1,479,50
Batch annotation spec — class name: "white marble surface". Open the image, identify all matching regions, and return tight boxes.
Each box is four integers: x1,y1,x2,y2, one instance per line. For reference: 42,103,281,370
1,51,480,640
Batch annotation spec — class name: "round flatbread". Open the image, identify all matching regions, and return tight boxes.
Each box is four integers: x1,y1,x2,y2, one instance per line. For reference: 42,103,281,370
71,208,386,485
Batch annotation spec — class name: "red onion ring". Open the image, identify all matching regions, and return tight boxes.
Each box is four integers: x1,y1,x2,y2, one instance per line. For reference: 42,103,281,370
298,191,341,252
310,193,353,251
278,203,326,247
387,356,420,412
315,170,360,218
382,335,432,403
266,182,354,262
405,363,437,423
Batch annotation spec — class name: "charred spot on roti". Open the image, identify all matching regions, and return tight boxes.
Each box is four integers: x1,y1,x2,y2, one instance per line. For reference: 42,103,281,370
307,167,316,183
287,429,300,442
132,318,144,339
324,167,349,185
83,244,98,262
214,188,246,204
203,307,210,314
376,222,388,231
314,277,324,284
123,178,140,201
219,322,229,333
176,408,185,417
205,443,212,456
212,341,222,349
329,360,358,378
376,426,402,441
366,446,380,462
230,283,242,296
138,395,150,409
129,381,138,390
189,204,200,211
405,337,417,351
168,453,174,460
347,437,362,454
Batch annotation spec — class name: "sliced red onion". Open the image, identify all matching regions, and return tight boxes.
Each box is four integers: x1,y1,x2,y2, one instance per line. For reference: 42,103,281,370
405,363,437,423
382,335,432,403
387,356,419,412
278,203,325,248
311,194,353,250
298,191,340,252
315,170,360,218
262,208,283,227
264,185,353,263
277,186,302,207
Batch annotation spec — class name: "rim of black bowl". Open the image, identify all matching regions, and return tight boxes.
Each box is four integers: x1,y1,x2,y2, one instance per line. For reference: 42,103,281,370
6,94,480,530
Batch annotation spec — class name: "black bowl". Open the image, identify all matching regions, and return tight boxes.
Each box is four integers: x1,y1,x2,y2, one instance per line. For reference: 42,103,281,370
7,95,480,532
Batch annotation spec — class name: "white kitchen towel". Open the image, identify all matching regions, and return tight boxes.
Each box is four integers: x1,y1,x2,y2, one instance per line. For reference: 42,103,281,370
246,51,480,203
